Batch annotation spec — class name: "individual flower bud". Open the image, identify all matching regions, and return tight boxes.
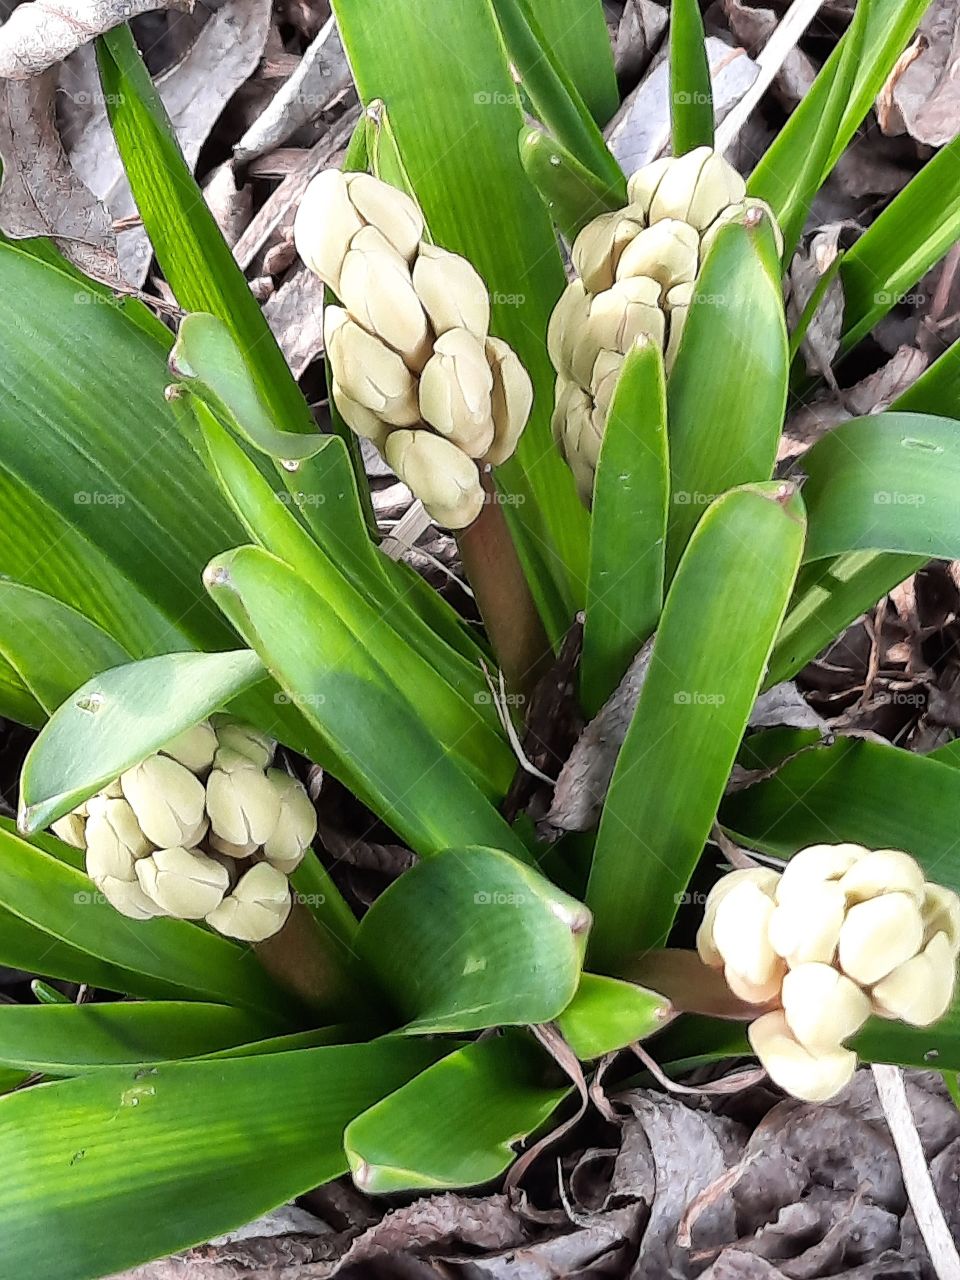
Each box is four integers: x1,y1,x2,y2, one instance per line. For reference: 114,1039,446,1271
412,243,491,338
921,884,960,953
293,169,364,293
212,719,276,770
159,720,218,775
209,833,259,859
120,755,208,849
587,276,665,358
324,307,420,426
696,867,781,968
837,848,925,906
749,1010,857,1103
384,429,485,529
332,380,391,449
615,219,700,290
101,779,124,800
262,769,317,873
85,795,152,872
768,880,846,967
626,156,671,216
206,749,283,848
483,337,533,466
775,843,864,902
649,147,746,230
664,282,693,371
418,328,496,457
205,862,292,942
344,172,424,263
571,208,644,292
551,378,589,448
781,963,871,1052
838,891,924,986
98,875,165,921
711,880,784,998
339,227,432,372
136,846,230,920
871,932,957,1026
547,280,591,383
51,811,87,850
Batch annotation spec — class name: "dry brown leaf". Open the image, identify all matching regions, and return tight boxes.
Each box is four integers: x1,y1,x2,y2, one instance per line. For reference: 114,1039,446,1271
785,223,852,379
722,0,817,107
615,0,668,82
878,0,960,146
0,69,119,280
0,0,190,79
263,266,326,378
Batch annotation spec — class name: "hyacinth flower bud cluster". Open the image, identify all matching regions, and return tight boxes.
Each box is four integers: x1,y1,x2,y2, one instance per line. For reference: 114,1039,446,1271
293,170,534,529
697,844,960,1102
51,717,317,943
548,147,781,504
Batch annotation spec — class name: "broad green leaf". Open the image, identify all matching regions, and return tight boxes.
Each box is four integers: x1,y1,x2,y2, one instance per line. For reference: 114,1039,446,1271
555,973,672,1059
798,413,960,562
532,0,619,125
0,1003,269,1076
520,125,625,243
169,314,323,461
669,0,714,154
721,736,960,891
0,1037,444,1280
0,585,129,717
205,546,527,858
489,0,625,192
97,26,315,439
665,218,788,578
586,483,806,970
19,650,264,834
841,136,960,351
0,660,44,729
0,822,291,1019
331,0,590,638
582,341,668,715
345,1032,568,1192
355,847,590,1033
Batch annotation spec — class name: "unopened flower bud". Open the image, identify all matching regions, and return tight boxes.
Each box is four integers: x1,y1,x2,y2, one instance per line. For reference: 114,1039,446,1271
616,219,699,290
99,876,165,921
484,336,534,466
768,880,846,967
587,276,665,358
749,1010,857,1103
648,147,746,230
120,755,208,849
212,720,276,770
571,208,645,293
696,867,781,968
208,833,259,859
206,749,283,848
871,932,957,1026
332,380,391,449
85,795,152,873
159,720,218,774
418,328,496,458
837,848,925,906
262,769,316,873
838,891,924,986
205,862,292,942
775,843,863,902
136,846,230,919
324,307,419,426
52,811,87,850
384,429,485,529
547,281,591,383
344,173,424,262
711,880,784,998
626,156,672,216
412,243,491,338
781,963,871,1052
339,227,432,372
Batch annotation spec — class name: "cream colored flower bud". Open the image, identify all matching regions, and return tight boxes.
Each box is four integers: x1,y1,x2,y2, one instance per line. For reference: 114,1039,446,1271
664,282,693,371
616,219,699,291
159,720,218,775
206,749,282,848
384,430,485,529
711,880,784,996
768,880,846,967
332,380,391,449
344,173,424,263
339,227,432,372
551,377,588,448
212,720,276,770
547,281,591,383
696,867,781,969
136,846,230,920
85,795,152,873
262,769,316,873
324,307,419,427
775,843,864,902
293,169,364,293
205,862,292,942
120,755,208,849
571,208,644,293
922,884,960,953
209,833,259,859
484,337,533,466
872,932,957,1026
586,276,666,361
649,147,746,230
838,891,924,986
52,811,87,850
418,328,496,458
781,963,871,1052
749,1010,857,1103
626,156,671,216
838,848,925,906
99,875,165,921
412,243,491,338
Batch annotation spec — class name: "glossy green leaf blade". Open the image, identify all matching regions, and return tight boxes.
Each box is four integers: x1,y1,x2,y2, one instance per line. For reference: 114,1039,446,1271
97,27,315,438
356,847,590,1033
0,822,289,1017
205,546,527,858
345,1032,568,1192
19,650,264,833
0,660,45,729
669,0,714,153
721,736,960,888
533,0,619,125
586,483,806,969
841,136,960,351
0,1038,443,1280
856,1000,960,1071
520,125,625,243
0,586,129,717
331,0,589,635
582,341,668,715
665,219,788,578
0,1003,268,1076
799,413,960,562
555,973,672,1059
